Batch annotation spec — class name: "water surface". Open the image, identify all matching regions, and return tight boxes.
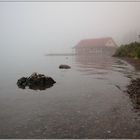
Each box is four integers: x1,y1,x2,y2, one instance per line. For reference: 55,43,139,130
0,54,140,138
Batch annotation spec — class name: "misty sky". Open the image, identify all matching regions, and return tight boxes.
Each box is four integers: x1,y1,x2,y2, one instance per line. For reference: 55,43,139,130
0,2,140,56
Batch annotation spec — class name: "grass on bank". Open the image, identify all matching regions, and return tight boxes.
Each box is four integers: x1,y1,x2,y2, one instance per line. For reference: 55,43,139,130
113,42,140,59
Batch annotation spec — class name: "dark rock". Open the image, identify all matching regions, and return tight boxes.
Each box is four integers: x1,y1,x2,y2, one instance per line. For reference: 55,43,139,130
59,64,71,69
17,72,56,90
17,77,27,89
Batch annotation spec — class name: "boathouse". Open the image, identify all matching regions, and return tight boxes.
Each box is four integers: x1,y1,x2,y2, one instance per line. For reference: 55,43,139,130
75,37,118,55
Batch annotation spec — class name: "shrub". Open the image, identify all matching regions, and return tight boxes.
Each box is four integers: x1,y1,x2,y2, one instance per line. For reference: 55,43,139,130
113,42,140,59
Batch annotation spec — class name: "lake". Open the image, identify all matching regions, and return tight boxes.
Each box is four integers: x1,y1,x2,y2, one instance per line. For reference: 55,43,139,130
0,54,140,138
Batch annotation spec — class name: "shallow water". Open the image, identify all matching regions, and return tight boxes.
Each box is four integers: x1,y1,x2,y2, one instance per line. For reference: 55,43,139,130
0,54,140,138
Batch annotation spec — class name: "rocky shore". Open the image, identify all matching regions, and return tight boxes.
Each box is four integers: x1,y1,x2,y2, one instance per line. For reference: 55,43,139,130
120,57,140,110
127,78,140,110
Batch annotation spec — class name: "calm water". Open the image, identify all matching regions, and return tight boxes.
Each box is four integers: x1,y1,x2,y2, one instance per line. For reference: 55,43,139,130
0,54,140,138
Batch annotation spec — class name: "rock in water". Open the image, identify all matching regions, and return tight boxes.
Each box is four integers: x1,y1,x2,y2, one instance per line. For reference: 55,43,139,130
59,64,71,69
17,77,28,89
17,73,56,90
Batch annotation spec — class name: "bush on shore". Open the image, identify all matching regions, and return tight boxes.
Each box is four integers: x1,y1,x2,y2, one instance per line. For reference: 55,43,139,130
113,42,140,59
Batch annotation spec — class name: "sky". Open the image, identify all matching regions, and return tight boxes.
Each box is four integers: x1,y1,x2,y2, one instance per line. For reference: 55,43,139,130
0,2,140,56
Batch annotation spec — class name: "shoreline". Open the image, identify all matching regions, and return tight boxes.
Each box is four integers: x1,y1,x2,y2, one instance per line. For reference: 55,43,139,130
116,57,140,71
115,57,140,111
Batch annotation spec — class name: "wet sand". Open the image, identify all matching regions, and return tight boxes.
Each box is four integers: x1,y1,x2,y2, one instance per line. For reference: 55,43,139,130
0,55,140,138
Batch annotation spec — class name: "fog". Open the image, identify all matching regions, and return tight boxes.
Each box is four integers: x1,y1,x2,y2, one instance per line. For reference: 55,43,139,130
0,2,140,57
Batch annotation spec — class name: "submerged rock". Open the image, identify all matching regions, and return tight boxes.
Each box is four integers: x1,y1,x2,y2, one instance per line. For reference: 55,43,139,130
59,64,71,69
17,72,56,90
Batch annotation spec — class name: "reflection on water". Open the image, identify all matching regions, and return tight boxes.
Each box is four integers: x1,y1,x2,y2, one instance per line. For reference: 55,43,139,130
0,54,140,138
75,54,134,76
75,54,140,112
17,83,54,91
76,54,115,70
76,54,133,72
